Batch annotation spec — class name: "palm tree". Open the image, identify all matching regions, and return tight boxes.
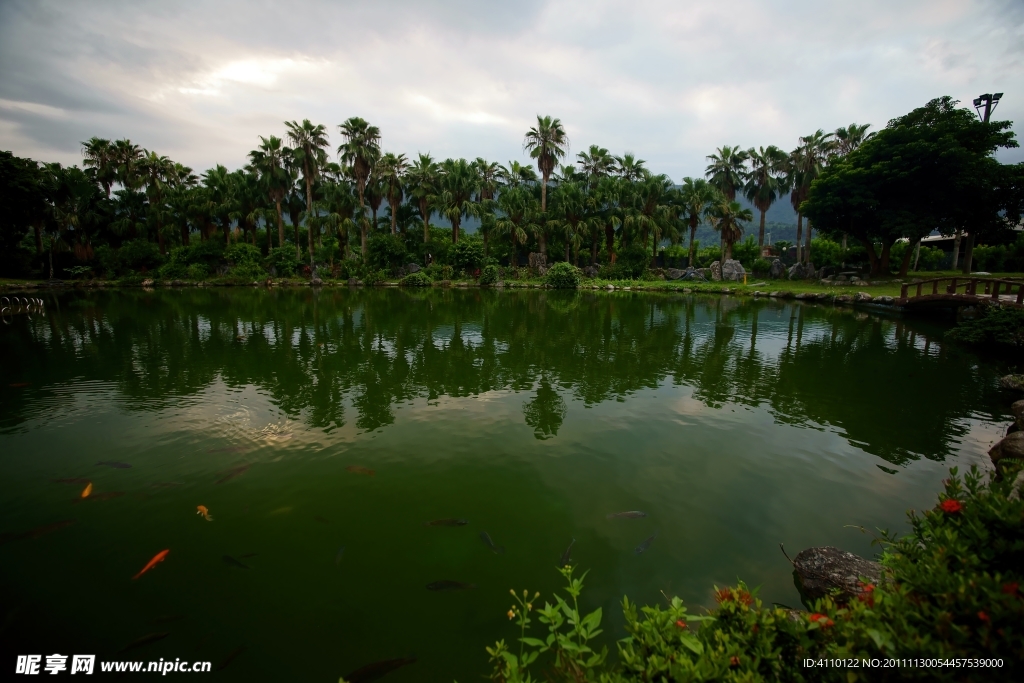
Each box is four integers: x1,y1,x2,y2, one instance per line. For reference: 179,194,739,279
744,145,788,248
678,177,719,267
248,135,291,250
830,124,873,252
112,139,144,192
81,137,115,198
547,181,591,263
623,173,672,264
405,153,438,243
378,152,408,235
593,175,623,264
138,151,174,254
498,160,538,188
577,145,615,188
787,130,834,264
495,185,540,268
523,115,568,217
201,164,235,245
614,153,647,182
435,158,478,244
709,198,753,264
705,145,749,201
338,117,381,259
473,158,500,201
285,119,330,267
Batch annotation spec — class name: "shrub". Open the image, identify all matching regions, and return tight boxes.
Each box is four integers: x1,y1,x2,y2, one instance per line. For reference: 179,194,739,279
450,239,484,273
66,265,94,280
695,245,722,268
185,263,208,280
546,261,581,289
479,264,500,286
752,257,772,275
946,306,1024,351
367,233,407,274
225,242,262,267
663,244,687,268
616,244,650,279
731,236,759,267
440,265,454,281
158,262,188,280
117,239,164,273
486,462,1024,682
399,271,432,287
363,268,388,285
265,246,300,278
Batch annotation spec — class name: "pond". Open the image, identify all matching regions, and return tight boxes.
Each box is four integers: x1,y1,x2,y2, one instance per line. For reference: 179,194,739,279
0,288,1012,681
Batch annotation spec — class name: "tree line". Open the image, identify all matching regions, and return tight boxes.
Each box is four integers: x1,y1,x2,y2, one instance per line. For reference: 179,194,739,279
1,97,1020,279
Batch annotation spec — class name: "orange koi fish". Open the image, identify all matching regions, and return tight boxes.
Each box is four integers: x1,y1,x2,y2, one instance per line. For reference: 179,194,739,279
346,465,375,476
196,505,213,521
81,482,93,498
132,549,169,580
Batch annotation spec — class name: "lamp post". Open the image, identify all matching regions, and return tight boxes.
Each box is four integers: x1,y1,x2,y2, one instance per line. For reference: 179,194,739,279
972,93,1003,123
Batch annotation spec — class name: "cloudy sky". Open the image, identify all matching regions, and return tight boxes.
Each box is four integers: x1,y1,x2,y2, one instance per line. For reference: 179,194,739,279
1,0,1022,179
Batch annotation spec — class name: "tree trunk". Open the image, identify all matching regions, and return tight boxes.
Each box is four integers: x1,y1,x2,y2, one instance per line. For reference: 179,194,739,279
180,224,189,247
358,183,368,262
156,219,165,255
390,194,398,235
898,239,917,277
565,240,570,263
452,218,459,245
223,219,230,245
651,237,658,268
305,177,315,267
912,240,921,272
688,220,698,268
962,233,976,274
952,229,962,270
795,214,803,263
49,246,54,279
541,174,548,212
606,223,616,263
275,199,285,249
879,240,892,274
804,220,812,264
758,209,766,248
266,216,273,252
421,200,430,243
591,230,599,266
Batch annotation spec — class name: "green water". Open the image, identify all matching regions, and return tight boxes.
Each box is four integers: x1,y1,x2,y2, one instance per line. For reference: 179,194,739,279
0,288,1012,681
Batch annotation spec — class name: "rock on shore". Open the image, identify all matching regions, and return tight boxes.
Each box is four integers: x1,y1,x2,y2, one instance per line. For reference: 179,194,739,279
793,546,882,604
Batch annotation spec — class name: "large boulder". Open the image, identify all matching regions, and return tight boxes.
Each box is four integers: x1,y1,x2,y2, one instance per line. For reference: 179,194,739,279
709,261,722,281
528,252,547,274
768,259,785,279
665,268,685,281
788,262,817,280
406,263,421,274
1012,400,1024,431
583,265,599,278
793,546,882,605
721,259,745,282
681,268,706,282
989,432,1024,471
1001,374,1024,392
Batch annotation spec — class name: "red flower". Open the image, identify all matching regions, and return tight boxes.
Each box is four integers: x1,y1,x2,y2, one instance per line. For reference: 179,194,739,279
857,583,876,606
714,588,731,604
978,611,990,623
714,588,754,606
729,656,740,667
675,619,688,629
809,613,834,627
939,499,963,514
1002,582,1019,596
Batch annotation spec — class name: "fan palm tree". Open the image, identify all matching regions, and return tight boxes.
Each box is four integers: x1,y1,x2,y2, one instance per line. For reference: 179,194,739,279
523,115,568,215
378,152,408,235
614,153,647,183
248,135,291,250
547,181,591,263
338,117,381,259
832,123,874,157
787,130,834,263
285,119,330,267
473,158,500,201
495,185,540,268
498,160,538,188
709,198,753,264
201,164,236,245
678,177,719,267
577,145,615,188
112,139,144,191
138,151,175,254
705,145,749,201
623,173,673,263
744,145,788,248
435,158,478,244
81,137,116,198
593,175,623,264
405,153,438,243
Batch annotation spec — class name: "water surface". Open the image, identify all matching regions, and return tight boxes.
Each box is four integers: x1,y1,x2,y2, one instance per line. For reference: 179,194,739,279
0,288,1011,681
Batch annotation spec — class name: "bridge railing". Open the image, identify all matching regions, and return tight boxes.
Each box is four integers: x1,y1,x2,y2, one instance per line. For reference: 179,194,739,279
899,277,1024,306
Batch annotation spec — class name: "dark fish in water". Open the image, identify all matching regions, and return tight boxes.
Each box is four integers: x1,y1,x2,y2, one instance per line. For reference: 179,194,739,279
207,446,248,453
560,538,576,567
634,534,657,555
151,614,186,624
344,655,416,683
237,553,259,559
607,511,647,520
25,520,76,538
9,382,30,388
314,515,330,524
335,547,345,565
96,461,132,469
480,532,505,554
73,492,124,503
117,632,169,654
215,645,246,672
423,518,468,527
346,465,375,476
52,477,91,484
222,555,250,570
426,580,476,591
215,465,250,484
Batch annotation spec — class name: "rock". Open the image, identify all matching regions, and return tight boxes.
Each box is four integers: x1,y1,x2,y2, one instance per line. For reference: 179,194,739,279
141,279,154,287
406,263,421,274
709,261,722,281
606,284,615,290
989,432,1024,471
853,292,873,302
793,546,882,604
769,259,785,279
768,291,780,297
1000,374,1024,392
347,278,360,286
583,265,599,278
528,252,547,274
311,276,323,286
834,275,848,283
820,266,835,279
875,295,895,305
666,268,685,281
721,259,745,282
1012,400,1024,430
974,271,991,276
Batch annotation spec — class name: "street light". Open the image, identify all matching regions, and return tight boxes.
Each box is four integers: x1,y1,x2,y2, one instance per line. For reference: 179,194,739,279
973,93,1003,123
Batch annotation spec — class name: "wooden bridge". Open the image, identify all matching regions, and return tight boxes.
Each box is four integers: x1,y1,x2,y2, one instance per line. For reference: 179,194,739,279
898,277,1024,309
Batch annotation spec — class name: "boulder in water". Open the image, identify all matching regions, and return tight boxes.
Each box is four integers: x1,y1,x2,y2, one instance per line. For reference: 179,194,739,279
792,546,882,605
989,432,1024,472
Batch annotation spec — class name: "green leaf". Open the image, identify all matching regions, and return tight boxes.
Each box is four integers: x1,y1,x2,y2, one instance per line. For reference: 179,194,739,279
581,607,603,632
519,637,547,648
679,634,703,655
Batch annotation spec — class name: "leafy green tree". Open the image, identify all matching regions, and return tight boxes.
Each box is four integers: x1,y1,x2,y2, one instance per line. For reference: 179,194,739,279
138,151,174,254
285,119,330,267
577,145,615,187
547,181,591,263
614,153,647,182
523,115,568,218
498,160,538,188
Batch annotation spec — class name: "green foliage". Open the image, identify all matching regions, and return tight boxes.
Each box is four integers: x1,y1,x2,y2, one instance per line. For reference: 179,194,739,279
545,262,581,289
185,263,208,280
265,246,300,278
225,242,262,266
116,238,164,273
399,271,432,287
334,258,362,281
158,262,188,280
66,265,94,280
486,463,1024,681
972,234,1024,272
616,244,650,279
731,236,759,267
694,245,722,268
451,239,485,272
946,306,1024,351
751,257,772,275
888,241,946,272
479,264,500,286
363,268,388,285
314,236,340,266
663,244,688,268
367,233,407,274
810,237,846,269
439,264,454,281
